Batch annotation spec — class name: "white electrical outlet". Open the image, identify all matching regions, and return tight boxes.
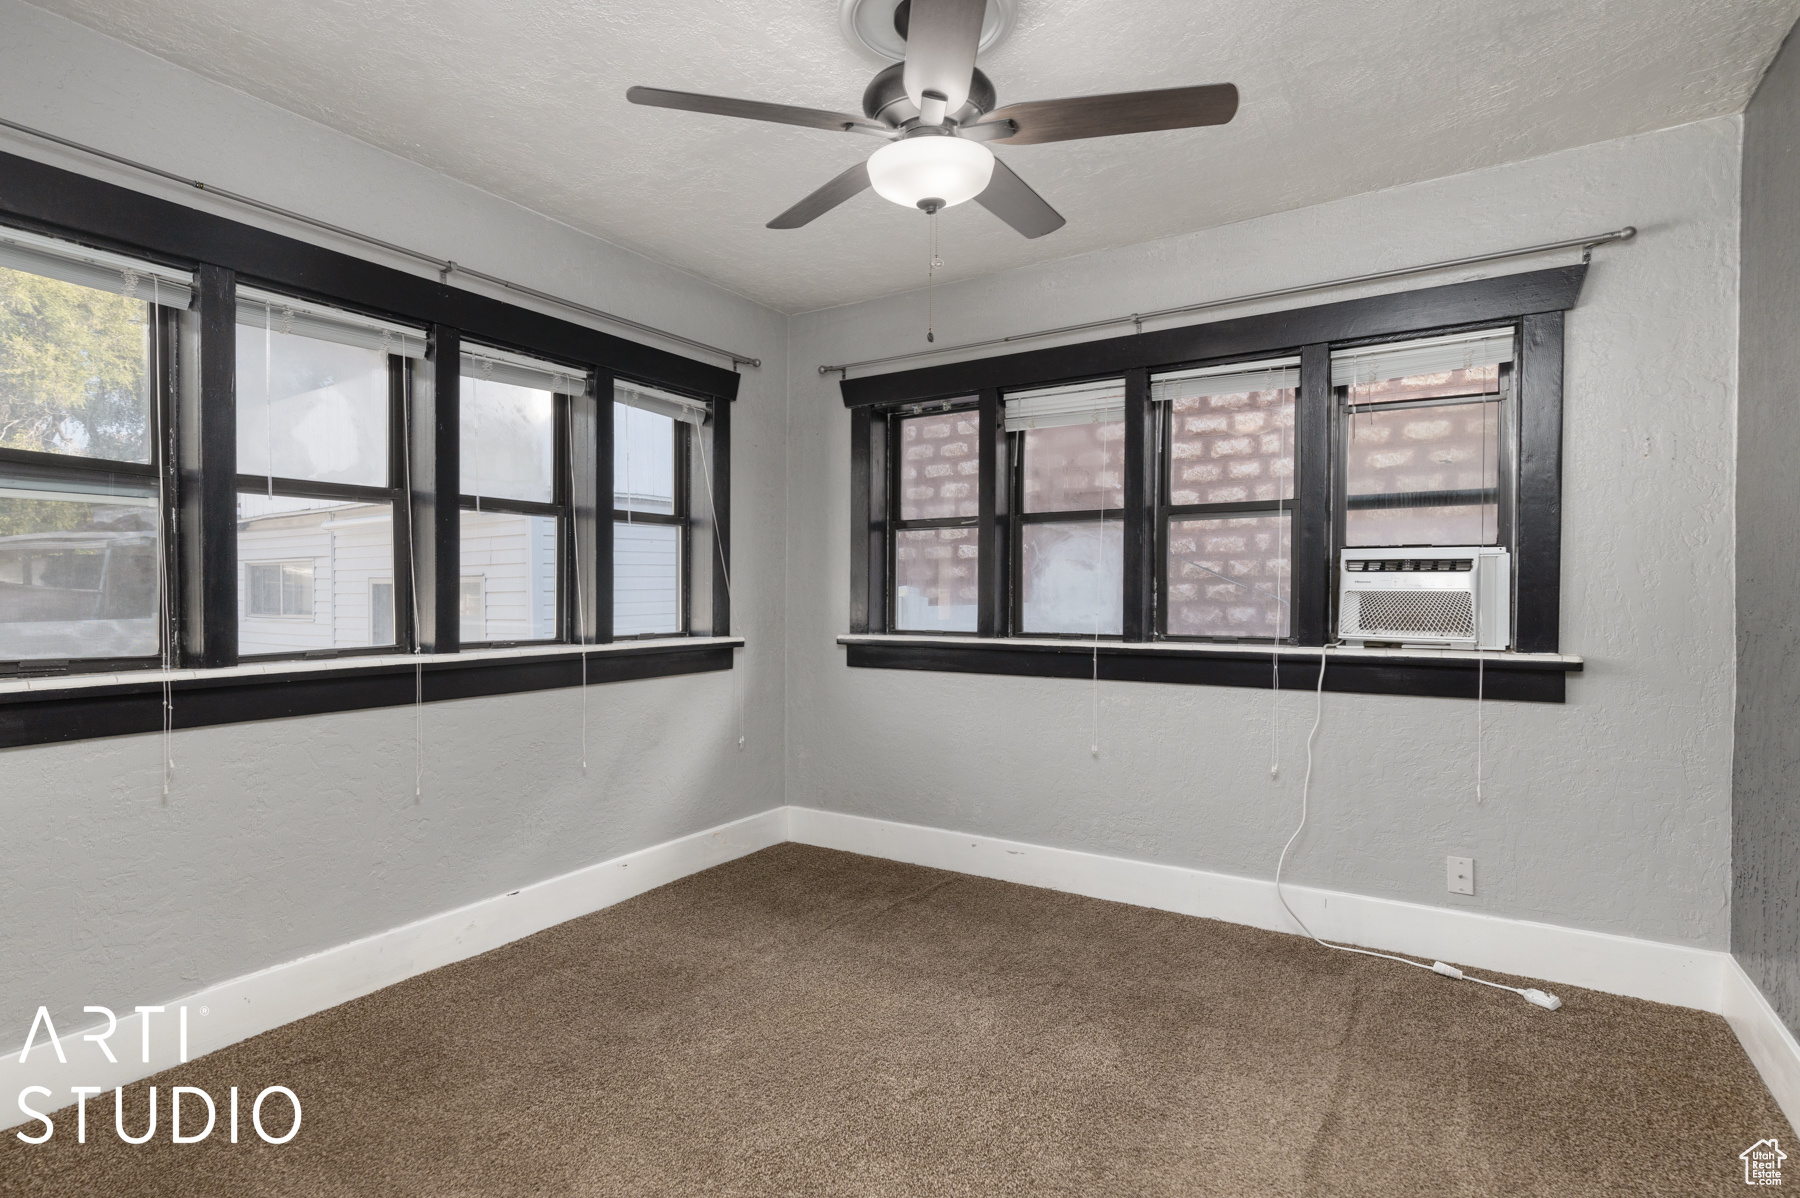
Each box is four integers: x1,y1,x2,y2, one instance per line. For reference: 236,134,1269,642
1447,855,1475,895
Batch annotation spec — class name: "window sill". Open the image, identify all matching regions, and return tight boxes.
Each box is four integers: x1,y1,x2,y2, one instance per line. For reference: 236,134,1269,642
0,637,742,749
837,634,1581,703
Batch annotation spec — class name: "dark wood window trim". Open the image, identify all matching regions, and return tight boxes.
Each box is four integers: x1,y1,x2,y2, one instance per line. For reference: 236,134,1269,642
839,634,1581,704
0,151,737,720
0,637,742,750
842,266,1585,700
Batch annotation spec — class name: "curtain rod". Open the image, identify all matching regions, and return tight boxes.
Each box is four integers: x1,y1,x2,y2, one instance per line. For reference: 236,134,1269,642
819,227,1635,378
0,115,762,370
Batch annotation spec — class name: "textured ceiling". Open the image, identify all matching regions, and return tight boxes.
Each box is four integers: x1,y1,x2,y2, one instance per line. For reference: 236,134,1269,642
26,0,1800,313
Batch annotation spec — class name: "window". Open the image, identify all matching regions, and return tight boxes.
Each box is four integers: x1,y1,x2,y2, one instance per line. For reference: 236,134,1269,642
845,264,1583,697
460,345,582,646
246,562,314,616
1153,358,1297,640
615,382,703,638
891,404,979,632
0,229,188,665
1333,329,1513,549
1006,382,1124,636
236,290,419,657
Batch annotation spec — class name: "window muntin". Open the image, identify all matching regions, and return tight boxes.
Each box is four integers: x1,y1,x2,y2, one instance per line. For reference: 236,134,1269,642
458,346,580,646
891,404,978,633
0,235,184,665
1334,328,1513,549
1151,360,1297,642
614,386,693,638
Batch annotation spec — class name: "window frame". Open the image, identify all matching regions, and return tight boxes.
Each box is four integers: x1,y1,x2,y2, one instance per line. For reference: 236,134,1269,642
234,331,414,662
0,148,740,746
0,279,181,676
888,400,981,636
455,377,572,650
843,266,1583,701
1006,409,1126,641
611,402,693,640
1152,358,1302,644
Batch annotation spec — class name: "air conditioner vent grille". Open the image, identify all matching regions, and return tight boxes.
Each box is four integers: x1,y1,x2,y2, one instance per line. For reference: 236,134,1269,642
1348,591,1475,638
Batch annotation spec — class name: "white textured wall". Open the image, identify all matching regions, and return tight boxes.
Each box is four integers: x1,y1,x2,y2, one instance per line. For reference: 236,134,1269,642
0,1,788,1045
786,117,1743,949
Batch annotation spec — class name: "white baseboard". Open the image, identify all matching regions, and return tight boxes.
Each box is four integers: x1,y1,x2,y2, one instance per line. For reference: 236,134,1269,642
786,807,1729,1010
2,807,786,1130
11,803,1795,1139
1722,958,1800,1131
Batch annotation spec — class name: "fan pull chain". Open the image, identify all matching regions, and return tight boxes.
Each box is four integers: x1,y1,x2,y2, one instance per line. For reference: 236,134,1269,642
926,210,942,343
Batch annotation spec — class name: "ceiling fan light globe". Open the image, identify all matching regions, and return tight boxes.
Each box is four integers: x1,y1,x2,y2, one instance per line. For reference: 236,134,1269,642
867,137,995,211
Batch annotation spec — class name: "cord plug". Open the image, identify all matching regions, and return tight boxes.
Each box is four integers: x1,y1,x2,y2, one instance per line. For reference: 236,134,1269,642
1431,961,1464,979
1521,988,1562,1010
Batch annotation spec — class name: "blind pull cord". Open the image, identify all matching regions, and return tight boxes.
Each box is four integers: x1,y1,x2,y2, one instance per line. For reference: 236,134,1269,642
147,271,175,800
1091,416,1106,759
399,332,425,800
694,426,742,750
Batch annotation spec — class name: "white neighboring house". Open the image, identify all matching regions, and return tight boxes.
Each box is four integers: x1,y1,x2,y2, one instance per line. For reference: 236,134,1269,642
236,500,556,655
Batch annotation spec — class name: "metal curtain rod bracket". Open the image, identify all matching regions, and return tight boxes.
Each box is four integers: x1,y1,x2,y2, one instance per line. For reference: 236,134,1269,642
0,115,762,370
819,227,1636,377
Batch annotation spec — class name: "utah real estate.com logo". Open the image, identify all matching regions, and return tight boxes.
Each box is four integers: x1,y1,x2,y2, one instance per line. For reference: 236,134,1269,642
1743,1139,1787,1186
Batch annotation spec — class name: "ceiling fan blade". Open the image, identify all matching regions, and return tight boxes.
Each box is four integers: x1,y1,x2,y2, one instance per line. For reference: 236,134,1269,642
975,158,1065,239
970,84,1239,145
627,86,891,136
767,161,873,229
902,0,985,116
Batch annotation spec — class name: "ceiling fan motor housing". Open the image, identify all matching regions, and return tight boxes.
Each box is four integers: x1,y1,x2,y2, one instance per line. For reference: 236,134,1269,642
863,62,996,127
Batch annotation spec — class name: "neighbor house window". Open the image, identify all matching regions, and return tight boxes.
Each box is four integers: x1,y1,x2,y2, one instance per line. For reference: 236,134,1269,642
235,289,421,657
1152,358,1297,640
1332,328,1514,550
0,228,188,666
614,382,703,638
890,403,979,632
1006,381,1124,636
460,346,582,645
246,562,314,616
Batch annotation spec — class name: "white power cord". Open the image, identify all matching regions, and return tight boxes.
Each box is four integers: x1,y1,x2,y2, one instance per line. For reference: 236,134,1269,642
1272,646,1561,1011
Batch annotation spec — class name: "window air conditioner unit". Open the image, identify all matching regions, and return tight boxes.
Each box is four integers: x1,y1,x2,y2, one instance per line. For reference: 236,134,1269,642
1337,547,1510,650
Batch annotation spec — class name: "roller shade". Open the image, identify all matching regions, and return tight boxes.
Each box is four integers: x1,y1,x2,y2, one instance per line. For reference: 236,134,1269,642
1004,378,1125,432
463,343,592,397
1152,356,1300,403
615,380,711,426
0,225,192,308
1331,328,1514,389
238,287,426,356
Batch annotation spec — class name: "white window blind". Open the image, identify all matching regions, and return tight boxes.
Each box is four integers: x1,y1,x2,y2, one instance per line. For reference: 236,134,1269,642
0,225,193,308
1003,379,1126,432
1330,328,1514,389
238,287,427,357
462,344,591,397
615,380,711,426
1151,356,1300,403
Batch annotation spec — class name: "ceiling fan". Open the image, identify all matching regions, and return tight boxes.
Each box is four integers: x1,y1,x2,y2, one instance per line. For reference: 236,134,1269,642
626,0,1238,238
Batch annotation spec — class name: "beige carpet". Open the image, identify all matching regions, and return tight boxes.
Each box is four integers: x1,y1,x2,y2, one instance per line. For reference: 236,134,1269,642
3,843,1787,1196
